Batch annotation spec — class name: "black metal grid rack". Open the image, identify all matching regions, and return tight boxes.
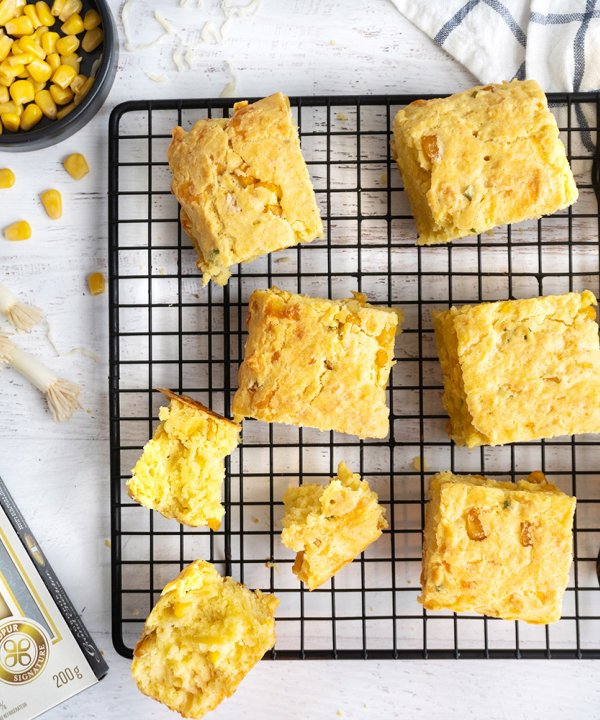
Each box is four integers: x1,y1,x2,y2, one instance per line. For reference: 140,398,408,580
109,93,600,660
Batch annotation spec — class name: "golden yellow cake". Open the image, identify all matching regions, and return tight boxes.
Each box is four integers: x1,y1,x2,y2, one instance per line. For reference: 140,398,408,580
167,92,323,285
420,471,576,624
433,290,600,447
232,287,402,439
131,560,278,719
281,462,388,590
391,79,578,245
127,389,240,530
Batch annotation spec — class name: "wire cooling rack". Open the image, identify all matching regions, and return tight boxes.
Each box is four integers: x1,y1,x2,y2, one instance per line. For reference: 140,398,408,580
108,93,600,660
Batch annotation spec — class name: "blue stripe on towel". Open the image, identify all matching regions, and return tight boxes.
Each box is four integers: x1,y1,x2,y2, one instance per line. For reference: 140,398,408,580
434,0,481,45
483,0,527,45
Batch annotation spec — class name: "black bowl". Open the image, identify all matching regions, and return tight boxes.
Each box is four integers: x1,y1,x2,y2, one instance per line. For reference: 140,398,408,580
0,0,118,151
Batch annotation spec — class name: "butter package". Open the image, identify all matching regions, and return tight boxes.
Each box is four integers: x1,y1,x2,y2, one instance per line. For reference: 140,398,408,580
0,476,108,718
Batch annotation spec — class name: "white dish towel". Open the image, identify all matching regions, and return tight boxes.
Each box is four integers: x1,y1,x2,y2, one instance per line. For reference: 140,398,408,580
390,0,600,92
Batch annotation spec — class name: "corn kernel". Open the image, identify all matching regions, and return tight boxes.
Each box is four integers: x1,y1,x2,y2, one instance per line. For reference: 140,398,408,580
59,52,79,71
0,0,18,26
18,35,45,59
0,72,11,86
19,101,41,130
55,33,78,55
0,99,19,113
72,72,91,103
34,87,55,117
5,15,33,36
57,0,80,21
55,98,72,118
31,78,45,92
1,111,19,130
82,8,100,30
23,4,41,28
81,26,102,52
15,65,28,78
49,81,71,104
0,58,22,78
51,62,75,89
6,52,34,66
40,188,62,218
35,1,53,26
63,151,88,179
33,24,48,40
0,85,7,102
9,78,34,104
41,30,58,54
0,168,15,188
87,271,105,295
0,34,12,62
3,220,30,240
61,12,82,34
27,58,51,82
50,0,64,16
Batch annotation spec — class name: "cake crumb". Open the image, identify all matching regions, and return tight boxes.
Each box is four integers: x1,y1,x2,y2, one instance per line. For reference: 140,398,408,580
336,112,348,121
412,455,428,472
336,711,343,718
330,39,336,46
379,171,388,185
104,538,111,548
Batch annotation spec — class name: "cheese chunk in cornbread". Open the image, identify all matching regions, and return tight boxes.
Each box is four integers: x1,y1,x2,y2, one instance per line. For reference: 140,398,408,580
392,80,578,245
132,560,278,719
433,290,600,447
420,471,576,624
232,287,402,439
281,462,388,590
168,92,323,285
128,389,240,530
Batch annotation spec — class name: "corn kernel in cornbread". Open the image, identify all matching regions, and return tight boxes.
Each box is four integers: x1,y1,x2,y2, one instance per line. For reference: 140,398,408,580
232,287,402,439
392,80,578,245
434,290,600,447
420,471,576,624
281,462,388,590
132,560,278,719
128,389,240,530
168,92,323,286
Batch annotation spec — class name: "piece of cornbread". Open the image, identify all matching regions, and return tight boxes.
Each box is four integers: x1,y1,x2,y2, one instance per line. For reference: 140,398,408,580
433,290,600,447
127,389,240,530
281,462,388,590
420,471,576,624
131,560,278,719
232,287,402,439
392,80,578,245
168,92,323,285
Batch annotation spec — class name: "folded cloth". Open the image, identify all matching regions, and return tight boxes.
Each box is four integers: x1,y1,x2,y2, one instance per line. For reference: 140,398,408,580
390,0,600,92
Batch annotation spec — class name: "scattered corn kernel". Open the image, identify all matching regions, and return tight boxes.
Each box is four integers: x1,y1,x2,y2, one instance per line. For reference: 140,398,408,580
69,71,84,92
5,15,33,36
59,52,79,71
49,81,71,104
0,84,8,102
19,35,45,59
19,100,41,129
81,26,101,52
60,12,82,34
63,151,88,179
0,0,18,26
87,271,105,295
0,34,13,62
55,98,72,118
35,1,53,26
82,8,100,30
34,87,55,117
0,167,15,188
23,4,41,28
27,57,51,82
41,30,58,54
57,0,80,22
51,62,75,88
50,0,65,16
3,220,30,240
46,50,59,69
9,78,33,103
72,72,90,103
6,51,34,65
0,111,19,130
40,188,62,218
54,33,78,55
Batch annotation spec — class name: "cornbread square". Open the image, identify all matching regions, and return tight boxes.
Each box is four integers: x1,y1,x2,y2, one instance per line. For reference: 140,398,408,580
434,290,600,447
168,92,323,285
281,462,388,590
232,287,402,439
127,389,240,530
132,560,278,719
392,79,578,245
420,471,576,624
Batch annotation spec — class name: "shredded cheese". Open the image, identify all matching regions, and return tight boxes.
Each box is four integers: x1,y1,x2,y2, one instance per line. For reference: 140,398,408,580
153,10,176,35
145,72,167,83
121,0,169,52
200,20,221,43
172,45,188,72
221,0,261,17
220,60,237,97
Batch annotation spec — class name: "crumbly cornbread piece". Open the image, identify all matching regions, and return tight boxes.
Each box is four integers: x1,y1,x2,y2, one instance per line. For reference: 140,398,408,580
232,287,402,439
433,290,600,447
132,560,278,719
281,462,388,590
420,471,576,624
168,92,323,285
127,389,240,530
391,79,578,245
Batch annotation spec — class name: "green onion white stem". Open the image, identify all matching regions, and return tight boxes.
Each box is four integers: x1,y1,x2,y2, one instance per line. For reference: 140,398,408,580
0,334,80,422
0,281,42,332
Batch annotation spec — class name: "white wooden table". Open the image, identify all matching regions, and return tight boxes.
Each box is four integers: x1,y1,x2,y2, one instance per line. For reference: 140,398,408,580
1,1,598,717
